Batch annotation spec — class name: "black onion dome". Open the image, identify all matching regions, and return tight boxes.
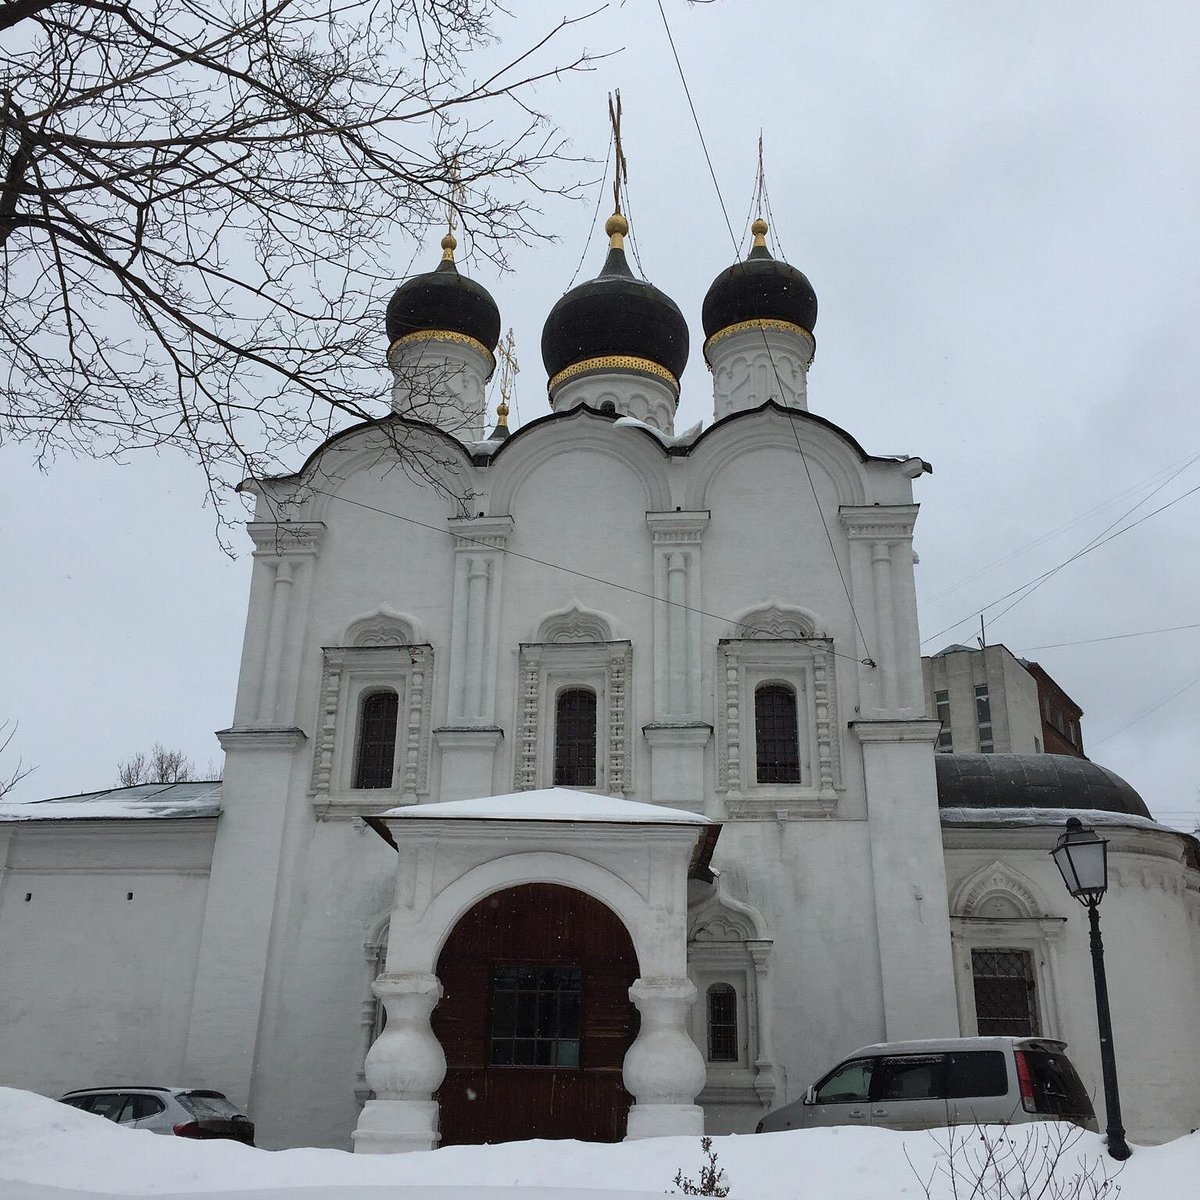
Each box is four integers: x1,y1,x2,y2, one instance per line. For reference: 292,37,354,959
385,236,501,352
935,754,1152,820
541,217,689,388
702,219,817,350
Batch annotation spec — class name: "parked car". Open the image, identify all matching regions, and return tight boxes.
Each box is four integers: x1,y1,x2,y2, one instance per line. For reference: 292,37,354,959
756,1037,1097,1133
58,1087,255,1145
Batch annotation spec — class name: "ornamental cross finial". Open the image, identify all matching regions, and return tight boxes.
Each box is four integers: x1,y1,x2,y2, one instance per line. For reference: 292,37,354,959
497,328,519,415
608,90,627,217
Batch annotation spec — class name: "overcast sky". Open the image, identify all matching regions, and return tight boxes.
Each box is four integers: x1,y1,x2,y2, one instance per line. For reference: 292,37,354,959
3,1,1197,827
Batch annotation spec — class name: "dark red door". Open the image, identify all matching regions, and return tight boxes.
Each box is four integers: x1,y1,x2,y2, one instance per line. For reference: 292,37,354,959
432,883,639,1145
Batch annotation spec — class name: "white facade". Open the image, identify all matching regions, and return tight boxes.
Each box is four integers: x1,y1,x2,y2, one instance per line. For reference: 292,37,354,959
3,238,1199,1152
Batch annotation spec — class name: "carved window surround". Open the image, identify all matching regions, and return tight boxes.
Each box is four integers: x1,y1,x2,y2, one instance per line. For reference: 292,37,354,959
716,637,842,818
310,644,434,819
513,640,633,795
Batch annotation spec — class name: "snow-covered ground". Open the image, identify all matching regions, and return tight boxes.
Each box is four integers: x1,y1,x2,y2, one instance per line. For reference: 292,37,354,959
3,1088,1197,1200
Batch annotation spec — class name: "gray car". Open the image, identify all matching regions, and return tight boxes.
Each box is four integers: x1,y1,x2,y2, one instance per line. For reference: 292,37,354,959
58,1086,255,1145
757,1037,1097,1133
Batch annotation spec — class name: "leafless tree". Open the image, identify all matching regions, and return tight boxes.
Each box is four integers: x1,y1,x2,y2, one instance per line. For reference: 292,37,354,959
117,742,194,785
0,0,599,530
0,719,35,798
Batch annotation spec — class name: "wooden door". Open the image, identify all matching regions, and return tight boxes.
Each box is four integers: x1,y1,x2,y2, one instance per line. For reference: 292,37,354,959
432,883,639,1145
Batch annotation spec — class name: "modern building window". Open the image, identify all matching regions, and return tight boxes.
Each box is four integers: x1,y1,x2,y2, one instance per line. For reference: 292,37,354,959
971,948,1040,1037
755,683,801,783
974,685,994,754
490,965,582,1067
353,689,399,788
705,983,739,1063
554,688,598,787
935,689,953,752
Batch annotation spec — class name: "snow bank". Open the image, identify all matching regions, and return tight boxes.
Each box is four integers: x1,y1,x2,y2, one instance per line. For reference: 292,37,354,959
3,1088,1197,1200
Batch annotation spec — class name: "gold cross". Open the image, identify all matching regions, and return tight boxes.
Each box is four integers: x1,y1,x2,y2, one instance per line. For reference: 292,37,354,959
497,328,519,415
608,90,627,215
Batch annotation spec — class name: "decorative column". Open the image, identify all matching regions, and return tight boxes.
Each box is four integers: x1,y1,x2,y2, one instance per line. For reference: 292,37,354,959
837,506,920,720
353,973,446,1154
436,515,513,801
623,977,707,1139
643,511,711,812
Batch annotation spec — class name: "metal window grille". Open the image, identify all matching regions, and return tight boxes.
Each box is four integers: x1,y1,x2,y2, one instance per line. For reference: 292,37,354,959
971,948,1040,1037
706,983,739,1062
354,690,399,789
554,688,597,787
935,689,953,752
755,684,801,783
490,965,582,1068
975,685,994,754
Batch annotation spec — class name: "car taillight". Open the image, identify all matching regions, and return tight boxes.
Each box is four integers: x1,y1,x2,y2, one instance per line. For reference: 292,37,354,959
1014,1050,1036,1113
172,1121,204,1138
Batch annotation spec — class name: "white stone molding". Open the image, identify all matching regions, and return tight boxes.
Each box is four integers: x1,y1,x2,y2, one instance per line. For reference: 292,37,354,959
513,639,633,795
716,637,843,817
727,601,823,641
536,602,616,645
388,335,494,442
446,516,513,726
623,977,707,1139
353,972,446,1154
344,608,419,648
355,914,392,1105
687,876,778,1109
247,520,326,560
951,860,1053,920
707,323,813,419
646,513,709,722
309,644,434,818
217,726,308,751
551,373,678,435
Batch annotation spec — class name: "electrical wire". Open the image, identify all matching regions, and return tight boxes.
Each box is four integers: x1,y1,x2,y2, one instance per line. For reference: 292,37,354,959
1018,622,1200,652
1090,672,1200,749
310,488,871,667
564,129,614,292
655,0,875,665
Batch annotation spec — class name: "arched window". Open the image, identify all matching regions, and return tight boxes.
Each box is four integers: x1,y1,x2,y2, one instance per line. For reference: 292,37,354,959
354,689,399,789
554,688,597,787
755,683,801,783
706,983,738,1062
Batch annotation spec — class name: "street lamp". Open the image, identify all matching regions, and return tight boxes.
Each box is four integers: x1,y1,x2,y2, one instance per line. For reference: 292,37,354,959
1050,817,1131,1160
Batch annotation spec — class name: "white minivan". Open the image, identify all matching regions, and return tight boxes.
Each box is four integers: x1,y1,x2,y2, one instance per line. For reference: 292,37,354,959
756,1037,1097,1133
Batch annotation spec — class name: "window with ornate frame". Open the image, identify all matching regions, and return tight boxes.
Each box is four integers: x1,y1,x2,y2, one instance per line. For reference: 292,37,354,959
553,688,598,787
716,606,842,817
705,983,739,1062
513,605,631,794
309,609,434,817
754,683,801,784
353,689,400,789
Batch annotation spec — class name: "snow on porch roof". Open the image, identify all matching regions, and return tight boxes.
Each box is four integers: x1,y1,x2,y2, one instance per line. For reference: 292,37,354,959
365,788,720,879
375,788,712,825
0,780,223,822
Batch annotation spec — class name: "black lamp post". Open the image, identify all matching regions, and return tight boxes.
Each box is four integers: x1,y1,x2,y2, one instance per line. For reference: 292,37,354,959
1050,816,1131,1160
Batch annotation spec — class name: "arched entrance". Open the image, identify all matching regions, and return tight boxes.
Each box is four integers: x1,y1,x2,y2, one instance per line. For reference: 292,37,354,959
432,882,639,1145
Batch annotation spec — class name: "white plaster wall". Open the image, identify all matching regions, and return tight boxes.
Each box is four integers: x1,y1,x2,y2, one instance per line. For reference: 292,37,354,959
0,823,213,1097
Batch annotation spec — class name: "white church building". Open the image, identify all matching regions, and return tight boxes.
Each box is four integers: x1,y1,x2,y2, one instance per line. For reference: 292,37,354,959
2,207,1198,1152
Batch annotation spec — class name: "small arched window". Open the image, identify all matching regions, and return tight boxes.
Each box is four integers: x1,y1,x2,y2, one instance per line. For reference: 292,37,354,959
554,688,597,787
755,683,801,783
354,689,399,789
706,983,738,1062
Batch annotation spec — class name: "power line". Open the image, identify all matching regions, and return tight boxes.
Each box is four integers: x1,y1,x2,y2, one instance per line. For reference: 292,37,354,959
310,489,874,667
921,479,1200,647
1019,622,1200,652
1090,672,1200,749
655,0,875,665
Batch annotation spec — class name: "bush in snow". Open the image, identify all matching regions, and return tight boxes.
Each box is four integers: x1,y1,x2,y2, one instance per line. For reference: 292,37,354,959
671,1136,730,1197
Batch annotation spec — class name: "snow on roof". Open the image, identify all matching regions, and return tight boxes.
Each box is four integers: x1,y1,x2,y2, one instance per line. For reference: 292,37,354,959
613,415,704,448
939,805,1165,833
0,780,223,823
376,788,711,825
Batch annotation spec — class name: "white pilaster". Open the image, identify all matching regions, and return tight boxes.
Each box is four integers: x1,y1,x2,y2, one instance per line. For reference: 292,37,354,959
706,323,814,420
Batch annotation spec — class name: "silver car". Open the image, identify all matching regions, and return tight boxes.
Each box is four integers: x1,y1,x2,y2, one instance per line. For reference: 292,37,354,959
757,1037,1097,1133
58,1086,255,1144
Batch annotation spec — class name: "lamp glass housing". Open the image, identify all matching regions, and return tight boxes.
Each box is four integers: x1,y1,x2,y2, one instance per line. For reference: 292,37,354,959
1051,820,1109,901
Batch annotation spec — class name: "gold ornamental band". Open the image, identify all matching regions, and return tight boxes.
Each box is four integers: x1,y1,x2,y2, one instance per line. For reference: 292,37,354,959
388,329,497,374
702,318,815,364
547,355,680,396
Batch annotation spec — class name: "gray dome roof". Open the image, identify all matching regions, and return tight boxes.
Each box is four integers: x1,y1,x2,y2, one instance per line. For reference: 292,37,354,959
935,753,1150,819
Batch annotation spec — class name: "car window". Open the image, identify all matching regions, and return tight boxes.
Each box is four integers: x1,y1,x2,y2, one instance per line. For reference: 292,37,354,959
946,1050,1008,1099
876,1055,946,1101
61,1096,96,1112
114,1097,141,1124
177,1092,246,1120
1025,1050,1093,1117
126,1095,165,1120
85,1094,128,1122
813,1057,875,1104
